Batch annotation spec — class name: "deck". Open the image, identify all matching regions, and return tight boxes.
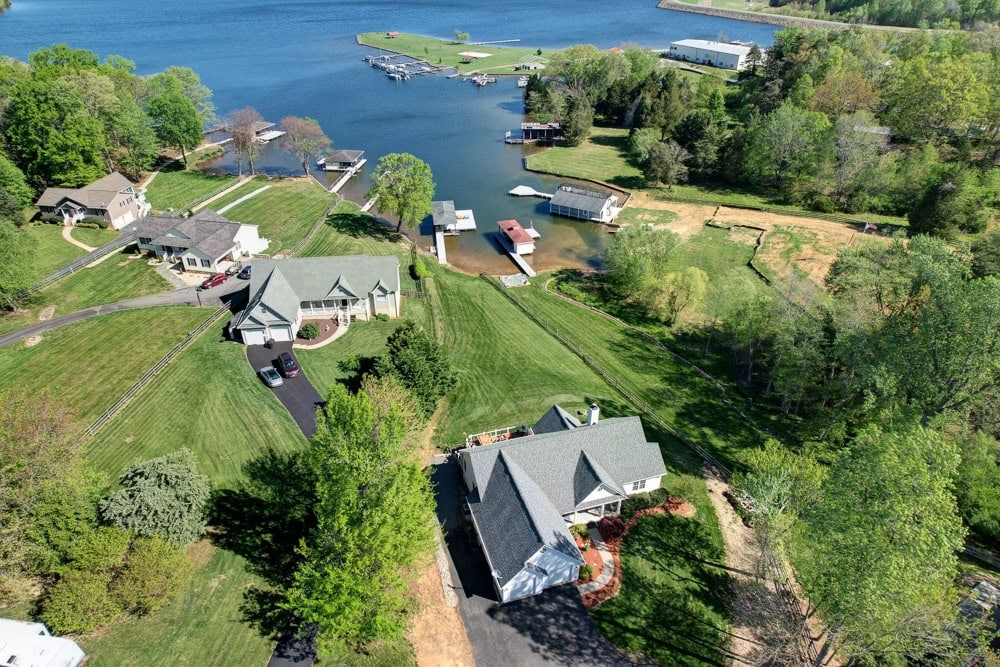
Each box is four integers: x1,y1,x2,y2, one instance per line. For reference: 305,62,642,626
508,185,553,199
434,229,448,265
497,234,536,276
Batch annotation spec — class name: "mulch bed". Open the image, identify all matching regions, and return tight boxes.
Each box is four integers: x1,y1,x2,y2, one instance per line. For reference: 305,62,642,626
581,497,695,609
575,534,604,584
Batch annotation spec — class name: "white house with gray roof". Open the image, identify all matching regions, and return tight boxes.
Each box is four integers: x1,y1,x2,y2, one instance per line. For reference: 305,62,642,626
35,172,150,230
232,256,400,345
127,209,268,274
458,404,666,603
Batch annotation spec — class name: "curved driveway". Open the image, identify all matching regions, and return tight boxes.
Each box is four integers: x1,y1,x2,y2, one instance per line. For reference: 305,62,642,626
246,341,325,438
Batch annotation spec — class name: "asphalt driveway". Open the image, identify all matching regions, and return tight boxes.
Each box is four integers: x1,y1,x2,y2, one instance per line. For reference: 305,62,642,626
246,342,324,438
431,460,636,667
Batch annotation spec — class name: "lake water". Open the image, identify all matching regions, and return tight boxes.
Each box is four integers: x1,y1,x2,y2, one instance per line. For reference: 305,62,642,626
0,0,777,272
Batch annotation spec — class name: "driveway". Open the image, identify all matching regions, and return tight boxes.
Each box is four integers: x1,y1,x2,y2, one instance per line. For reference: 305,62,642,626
246,341,324,438
431,461,636,667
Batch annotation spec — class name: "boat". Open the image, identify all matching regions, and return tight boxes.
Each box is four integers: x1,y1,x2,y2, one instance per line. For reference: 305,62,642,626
517,75,529,87
387,72,409,81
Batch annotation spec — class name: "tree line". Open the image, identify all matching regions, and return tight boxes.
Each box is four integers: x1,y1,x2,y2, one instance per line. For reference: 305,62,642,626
767,0,1000,30
526,28,999,238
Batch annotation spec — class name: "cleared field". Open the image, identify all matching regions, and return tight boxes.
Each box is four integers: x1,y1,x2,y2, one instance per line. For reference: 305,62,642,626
24,224,85,281
526,127,643,188
0,249,173,336
0,307,208,423
358,32,544,74
144,162,236,212
91,314,306,486
69,226,120,248
220,179,334,254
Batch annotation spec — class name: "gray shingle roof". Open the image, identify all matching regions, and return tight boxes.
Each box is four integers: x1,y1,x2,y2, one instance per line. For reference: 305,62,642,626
532,404,581,434
36,172,133,209
548,184,613,214
128,209,244,259
432,200,456,228
468,452,582,589
329,149,364,163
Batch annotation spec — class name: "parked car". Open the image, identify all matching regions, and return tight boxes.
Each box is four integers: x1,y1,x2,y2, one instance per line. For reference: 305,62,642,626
237,265,252,280
199,273,228,290
225,265,240,276
277,351,300,378
258,366,283,387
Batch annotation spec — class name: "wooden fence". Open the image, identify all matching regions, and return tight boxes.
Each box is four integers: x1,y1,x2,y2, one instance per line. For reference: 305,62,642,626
19,233,136,302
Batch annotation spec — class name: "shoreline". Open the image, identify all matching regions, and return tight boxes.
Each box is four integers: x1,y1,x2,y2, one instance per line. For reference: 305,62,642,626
657,0,919,32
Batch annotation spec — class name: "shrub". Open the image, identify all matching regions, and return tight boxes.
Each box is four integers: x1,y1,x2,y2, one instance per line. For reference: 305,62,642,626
579,564,595,582
39,215,63,225
80,216,109,229
620,488,671,519
412,258,429,280
41,570,121,634
375,313,391,322
298,323,321,340
569,523,588,539
111,536,192,615
598,515,626,542
67,526,131,573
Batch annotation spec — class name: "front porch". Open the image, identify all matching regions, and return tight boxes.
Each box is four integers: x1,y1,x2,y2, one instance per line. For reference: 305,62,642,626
299,299,369,325
565,498,624,525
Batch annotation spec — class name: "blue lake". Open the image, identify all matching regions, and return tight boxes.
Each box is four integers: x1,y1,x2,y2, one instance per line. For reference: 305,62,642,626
0,0,777,272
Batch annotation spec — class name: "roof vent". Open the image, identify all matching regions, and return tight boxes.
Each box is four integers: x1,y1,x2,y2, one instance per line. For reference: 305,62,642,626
587,404,599,426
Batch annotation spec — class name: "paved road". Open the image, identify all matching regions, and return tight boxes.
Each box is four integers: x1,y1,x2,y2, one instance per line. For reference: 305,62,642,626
0,282,246,350
246,341,324,438
431,461,637,667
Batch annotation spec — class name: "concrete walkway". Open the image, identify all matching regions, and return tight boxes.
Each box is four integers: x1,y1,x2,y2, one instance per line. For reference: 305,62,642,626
577,526,614,595
217,184,270,214
61,225,96,252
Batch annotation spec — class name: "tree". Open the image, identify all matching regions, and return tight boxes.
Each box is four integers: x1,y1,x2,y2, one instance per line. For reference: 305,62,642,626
810,70,880,118
373,320,456,416
721,290,774,384
908,165,988,237
603,225,680,298
831,111,888,210
642,140,690,187
561,93,594,147
972,230,1000,278
798,425,966,662
279,116,332,177
0,219,35,310
0,155,33,210
41,570,121,634
146,66,215,124
955,431,1000,541
454,30,469,43
110,535,192,615
286,383,436,655
654,266,708,326
366,153,435,232
147,90,202,168
99,449,210,547
885,58,989,141
228,106,264,176
745,104,831,189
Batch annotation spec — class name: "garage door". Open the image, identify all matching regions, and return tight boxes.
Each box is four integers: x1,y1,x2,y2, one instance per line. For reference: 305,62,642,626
242,329,266,346
268,325,293,342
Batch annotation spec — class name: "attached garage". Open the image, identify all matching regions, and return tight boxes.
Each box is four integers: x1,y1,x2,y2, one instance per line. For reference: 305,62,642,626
267,325,294,342
241,329,266,346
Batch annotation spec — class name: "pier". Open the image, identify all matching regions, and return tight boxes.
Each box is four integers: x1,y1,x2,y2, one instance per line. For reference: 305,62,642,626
508,185,553,199
497,235,536,276
434,230,448,265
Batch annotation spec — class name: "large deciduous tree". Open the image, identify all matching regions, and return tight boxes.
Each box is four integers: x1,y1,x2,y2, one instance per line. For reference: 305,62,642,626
228,106,264,176
0,155,34,211
373,320,456,417
745,104,831,189
147,90,203,168
286,383,436,655
279,116,332,177
642,139,690,188
366,153,435,232
146,66,215,124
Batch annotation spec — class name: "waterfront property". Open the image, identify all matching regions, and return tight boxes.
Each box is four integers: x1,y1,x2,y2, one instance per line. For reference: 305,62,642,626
548,184,620,223
36,172,151,230
316,149,366,172
505,121,562,145
0,618,86,667
231,256,400,345
667,39,753,70
497,219,536,255
432,200,477,235
128,209,269,274
457,404,667,603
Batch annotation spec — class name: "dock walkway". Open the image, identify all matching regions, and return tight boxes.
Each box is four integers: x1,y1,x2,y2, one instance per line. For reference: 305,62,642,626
508,185,553,199
434,230,448,265
497,235,535,276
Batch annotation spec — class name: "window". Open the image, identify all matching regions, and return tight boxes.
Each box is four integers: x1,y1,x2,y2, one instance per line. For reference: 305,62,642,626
376,293,387,302
631,479,647,492
200,259,211,268
186,258,197,267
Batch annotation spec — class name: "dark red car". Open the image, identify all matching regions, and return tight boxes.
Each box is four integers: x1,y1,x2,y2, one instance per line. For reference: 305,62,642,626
199,273,228,290
277,351,300,378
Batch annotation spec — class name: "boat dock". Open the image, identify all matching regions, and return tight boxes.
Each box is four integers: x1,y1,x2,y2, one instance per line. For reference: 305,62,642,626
508,185,553,199
256,130,286,143
432,200,477,236
434,230,448,265
497,235,536,276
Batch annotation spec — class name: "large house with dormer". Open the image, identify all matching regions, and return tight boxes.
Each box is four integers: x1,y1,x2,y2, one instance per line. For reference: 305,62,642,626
126,210,268,274
231,256,400,345
35,172,150,229
457,404,666,603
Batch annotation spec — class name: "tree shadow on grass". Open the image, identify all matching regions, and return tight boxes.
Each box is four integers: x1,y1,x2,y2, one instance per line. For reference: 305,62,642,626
611,175,647,190
327,211,402,243
209,448,316,638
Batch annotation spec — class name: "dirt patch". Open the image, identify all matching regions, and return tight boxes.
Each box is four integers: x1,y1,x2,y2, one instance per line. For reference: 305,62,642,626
627,192,717,241
24,335,42,347
186,538,216,569
405,558,474,667
38,305,56,321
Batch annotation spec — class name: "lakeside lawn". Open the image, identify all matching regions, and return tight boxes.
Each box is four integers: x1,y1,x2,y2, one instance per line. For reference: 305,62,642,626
220,179,334,254
69,226,120,249
0,307,208,423
526,127,643,189
0,249,173,336
23,224,86,281
358,32,545,74
202,175,270,212
144,161,237,213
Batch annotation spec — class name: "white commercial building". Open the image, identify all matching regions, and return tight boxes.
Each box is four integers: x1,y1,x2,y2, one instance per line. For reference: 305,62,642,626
0,619,85,667
668,39,754,71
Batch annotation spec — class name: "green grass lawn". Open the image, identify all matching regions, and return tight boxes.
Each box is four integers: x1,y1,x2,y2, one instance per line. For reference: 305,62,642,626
0,249,174,335
526,127,643,189
296,319,401,394
91,314,306,487
144,162,237,213
204,176,270,212
615,206,679,227
358,32,545,74
23,224,86,281
220,179,334,254
70,226,120,249
0,307,208,423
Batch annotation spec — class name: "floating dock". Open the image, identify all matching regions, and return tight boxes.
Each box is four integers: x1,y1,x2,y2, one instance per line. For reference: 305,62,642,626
508,185,553,199
256,130,286,143
497,235,536,276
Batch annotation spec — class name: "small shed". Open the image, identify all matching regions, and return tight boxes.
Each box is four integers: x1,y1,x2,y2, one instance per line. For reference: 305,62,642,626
548,184,619,223
498,219,535,255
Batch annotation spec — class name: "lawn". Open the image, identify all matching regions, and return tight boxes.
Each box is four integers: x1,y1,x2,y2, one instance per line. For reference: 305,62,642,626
358,32,545,74
525,127,643,189
23,224,86,281
0,249,174,335
204,175,270,212
296,319,401,394
69,226,120,248
144,162,237,213
615,206,679,227
91,314,306,487
220,179,334,254
0,307,208,423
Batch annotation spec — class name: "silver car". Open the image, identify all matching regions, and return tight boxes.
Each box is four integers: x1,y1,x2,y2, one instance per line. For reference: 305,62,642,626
258,366,283,387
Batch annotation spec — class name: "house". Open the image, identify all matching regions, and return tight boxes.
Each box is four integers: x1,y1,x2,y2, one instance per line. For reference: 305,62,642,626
548,184,619,223
232,256,400,345
0,618,85,667
667,39,754,71
497,219,535,255
457,404,667,603
432,200,477,235
316,150,367,172
127,209,269,274
35,172,150,230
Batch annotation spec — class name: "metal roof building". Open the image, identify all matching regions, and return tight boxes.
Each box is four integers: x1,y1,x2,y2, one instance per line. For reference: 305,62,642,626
668,39,754,71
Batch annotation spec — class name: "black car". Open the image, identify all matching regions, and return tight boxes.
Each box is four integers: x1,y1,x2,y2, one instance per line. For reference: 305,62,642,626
237,265,252,280
277,351,300,378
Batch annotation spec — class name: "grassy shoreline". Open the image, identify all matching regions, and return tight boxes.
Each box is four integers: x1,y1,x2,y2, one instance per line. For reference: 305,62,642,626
357,32,546,75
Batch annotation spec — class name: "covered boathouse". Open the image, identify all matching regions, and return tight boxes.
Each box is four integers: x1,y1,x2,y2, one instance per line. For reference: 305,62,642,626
548,184,619,223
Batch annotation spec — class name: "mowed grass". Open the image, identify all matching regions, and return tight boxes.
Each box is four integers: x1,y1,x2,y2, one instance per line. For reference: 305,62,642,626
23,224,86,281
358,32,544,74
526,127,643,188
144,162,236,212
70,226,120,248
79,544,274,667
203,176,269,212
296,319,401,394
0,307,208,423
0,250,173,335
92,314,306,487
221,179,334,254
616,206,679,227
